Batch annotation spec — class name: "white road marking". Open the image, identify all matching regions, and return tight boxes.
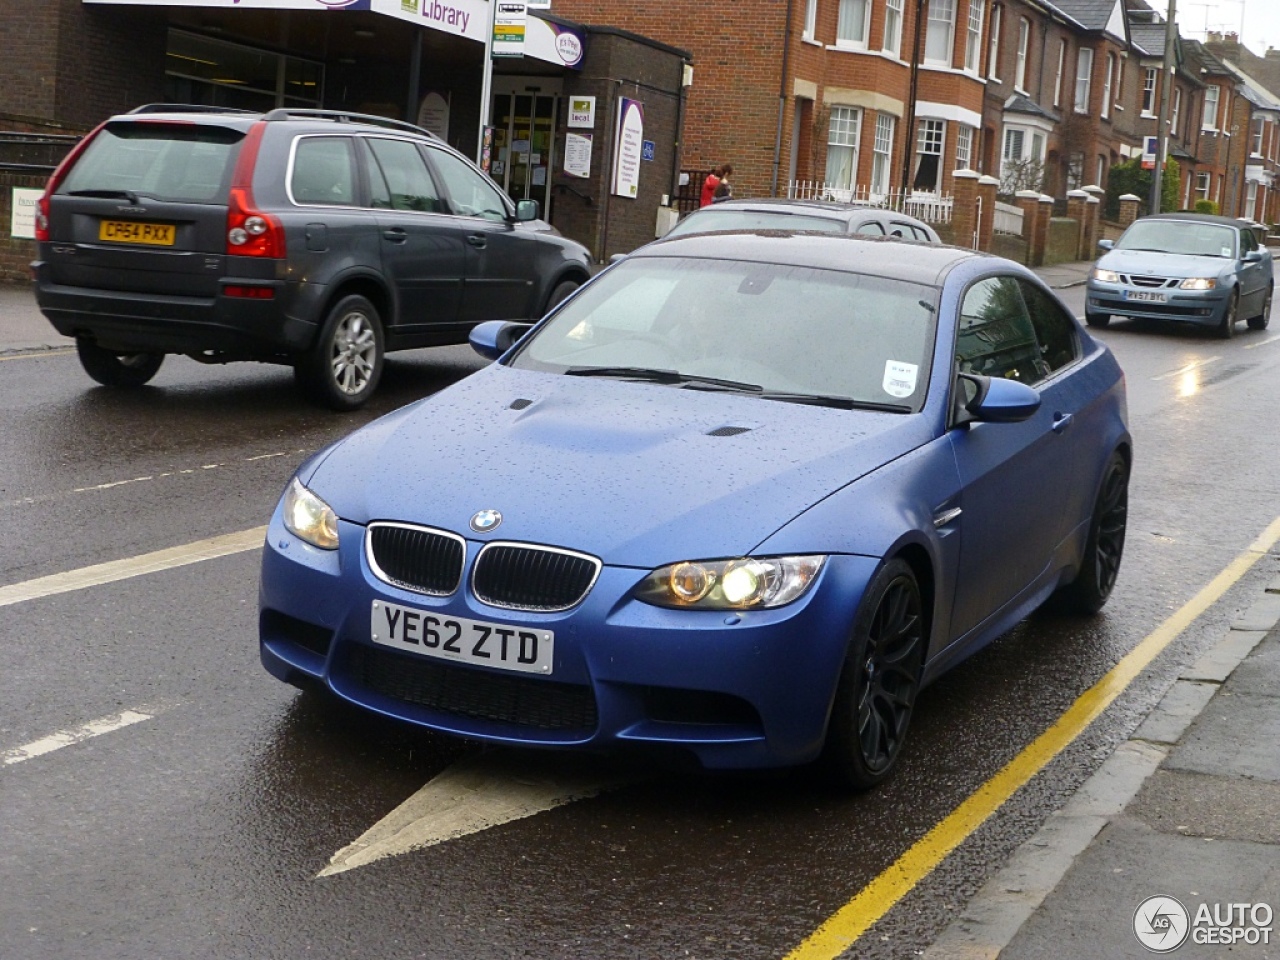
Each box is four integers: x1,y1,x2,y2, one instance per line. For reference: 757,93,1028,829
318,751,633,877
3,709,155,766
1151,355,1222,380
1245,334,1280,350
0,526,267,609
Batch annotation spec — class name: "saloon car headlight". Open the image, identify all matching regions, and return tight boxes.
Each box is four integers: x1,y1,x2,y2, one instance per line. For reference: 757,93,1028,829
636,555,826,610
1091,268,1120,283
1179,277,1217,290
282,477,339,550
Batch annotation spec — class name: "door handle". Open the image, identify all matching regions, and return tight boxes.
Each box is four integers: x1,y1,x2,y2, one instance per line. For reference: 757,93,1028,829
467,235,488,248
1052,412,1074,434
381,228,407,243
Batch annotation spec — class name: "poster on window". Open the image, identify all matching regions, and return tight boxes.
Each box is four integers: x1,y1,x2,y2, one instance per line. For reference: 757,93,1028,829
612,98,644,199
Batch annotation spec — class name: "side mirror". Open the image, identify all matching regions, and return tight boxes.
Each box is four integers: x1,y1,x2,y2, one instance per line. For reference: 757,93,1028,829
609,252,628,264
469,320,533,361
1243,249,1265,263
515,199,540,222
956,373,1041,425
1097,238,1115,251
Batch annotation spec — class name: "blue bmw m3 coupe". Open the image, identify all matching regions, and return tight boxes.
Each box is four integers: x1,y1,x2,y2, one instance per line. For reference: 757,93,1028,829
259,232,1131,789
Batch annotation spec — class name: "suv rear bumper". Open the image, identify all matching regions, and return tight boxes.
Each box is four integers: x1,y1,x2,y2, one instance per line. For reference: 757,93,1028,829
33,268,318,357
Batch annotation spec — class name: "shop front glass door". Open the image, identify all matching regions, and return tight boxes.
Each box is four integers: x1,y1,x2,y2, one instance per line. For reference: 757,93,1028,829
491,90,558,219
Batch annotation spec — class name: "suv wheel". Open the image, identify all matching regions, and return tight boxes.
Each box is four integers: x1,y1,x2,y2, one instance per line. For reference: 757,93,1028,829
76,338,164,387
545,279,581,314
296,295,384,411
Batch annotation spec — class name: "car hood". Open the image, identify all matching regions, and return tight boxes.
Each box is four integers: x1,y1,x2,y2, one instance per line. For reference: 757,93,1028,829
305,366,934,567
1098,248,1234,278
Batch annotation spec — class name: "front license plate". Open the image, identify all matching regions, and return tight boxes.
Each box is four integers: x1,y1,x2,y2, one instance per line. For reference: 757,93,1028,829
370,600,554,675
1123,289,1167,303
98,220,176,246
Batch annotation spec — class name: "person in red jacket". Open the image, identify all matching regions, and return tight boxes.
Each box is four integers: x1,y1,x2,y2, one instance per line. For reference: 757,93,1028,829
700,164,725,207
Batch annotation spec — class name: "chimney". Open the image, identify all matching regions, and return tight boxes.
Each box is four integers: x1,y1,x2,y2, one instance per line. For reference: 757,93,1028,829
1268,47,1280,61
1207,30,1223,43
1226,32,1239,44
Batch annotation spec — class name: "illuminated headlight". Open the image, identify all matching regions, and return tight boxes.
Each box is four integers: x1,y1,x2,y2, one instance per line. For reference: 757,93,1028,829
282,477,339,550
1091,268,1120,283
1179,277,1217,290
636,556,826,610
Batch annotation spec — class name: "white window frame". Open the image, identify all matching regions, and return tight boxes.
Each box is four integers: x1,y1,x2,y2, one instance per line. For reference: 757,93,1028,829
1196,172,1211,202
1115,57,1124,109
1142,67,1156,116
1000,121,1049,181
955,123,973,170
965,1,984,74
803,0,817,40
836,0,871,49
1202,84,1219,131
871,113,895,195
1075,47,1093,114
1245,180,1258,220
1101,53,1114,119
1054,40,1065,108
1252,117,1265,157
1172,87,1181,137
884,0,904,57
1015,18,1029,92
988,4,1002,80
1097,155,1106,186
925,0,956,67
825,106,863,190
915,118,947,192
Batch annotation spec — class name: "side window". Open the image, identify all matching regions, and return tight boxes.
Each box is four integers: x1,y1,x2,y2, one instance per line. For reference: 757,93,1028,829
911,225,932,242
359,139,392,209
956,276,1047,385
1018,279,1080,375
364,137,443,213
855,220,886,235
426,146,510,221
290,137,357,206
1240,228,1257,253
888,221,915,238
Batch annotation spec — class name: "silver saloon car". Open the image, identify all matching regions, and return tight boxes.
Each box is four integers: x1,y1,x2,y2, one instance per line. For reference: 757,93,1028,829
1085,213,1273,338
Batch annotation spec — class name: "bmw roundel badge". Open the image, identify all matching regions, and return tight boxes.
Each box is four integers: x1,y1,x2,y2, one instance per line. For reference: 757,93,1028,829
470,509,503,533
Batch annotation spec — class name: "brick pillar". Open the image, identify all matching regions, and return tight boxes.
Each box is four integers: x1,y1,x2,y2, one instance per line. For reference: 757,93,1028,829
1084,196,1101,259
1118,193,1141,228
1067,189,1088,260
977,175,1000,252
952,169,979,249
1016,190,1040,264
1036,194,1054,267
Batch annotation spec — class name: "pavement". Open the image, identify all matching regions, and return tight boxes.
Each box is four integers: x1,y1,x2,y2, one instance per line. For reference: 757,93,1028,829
5,259,1277,959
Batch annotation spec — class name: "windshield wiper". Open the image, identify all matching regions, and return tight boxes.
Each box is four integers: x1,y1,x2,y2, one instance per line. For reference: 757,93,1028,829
67,189,143,203
758,391,911,412
564,366,763,393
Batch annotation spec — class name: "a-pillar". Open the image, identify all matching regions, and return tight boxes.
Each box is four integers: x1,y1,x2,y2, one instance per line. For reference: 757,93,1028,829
1066,189,1088,260
1016,190,1041,265
977,175,1000,252
1118,193,1141,229
952,169,979,248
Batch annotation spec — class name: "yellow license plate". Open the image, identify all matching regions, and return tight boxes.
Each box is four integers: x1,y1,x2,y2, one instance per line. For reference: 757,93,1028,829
98,220,176,246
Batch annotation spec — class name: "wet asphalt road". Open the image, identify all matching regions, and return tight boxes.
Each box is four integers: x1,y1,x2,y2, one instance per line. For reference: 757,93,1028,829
2,289,1280,960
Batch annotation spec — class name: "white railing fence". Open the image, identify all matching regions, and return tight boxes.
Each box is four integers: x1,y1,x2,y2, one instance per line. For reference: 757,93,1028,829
993,201,1025,236
786,181,954,224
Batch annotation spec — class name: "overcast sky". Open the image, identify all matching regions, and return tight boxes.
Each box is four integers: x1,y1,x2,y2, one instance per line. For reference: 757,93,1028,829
1175,0,1280,55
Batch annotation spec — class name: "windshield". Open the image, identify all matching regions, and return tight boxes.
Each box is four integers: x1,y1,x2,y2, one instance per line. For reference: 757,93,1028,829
1115,220,1238,258
509,256,938,412
665,209,847,238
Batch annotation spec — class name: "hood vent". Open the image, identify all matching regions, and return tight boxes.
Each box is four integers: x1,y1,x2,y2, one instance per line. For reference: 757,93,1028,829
706,425,753,437
509,398,534,410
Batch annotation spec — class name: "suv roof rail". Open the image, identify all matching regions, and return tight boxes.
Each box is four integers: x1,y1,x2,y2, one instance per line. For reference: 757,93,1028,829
261,108,440,139
127,103,260,116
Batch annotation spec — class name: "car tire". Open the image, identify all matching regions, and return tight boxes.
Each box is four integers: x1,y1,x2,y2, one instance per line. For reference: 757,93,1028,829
1085,311,1111,328
822,558,925,791
1247,285,1272,331
1217,290,1239,339
544,279,581,315
75,337,164,387
295,294,384,411
1058,451,1129,615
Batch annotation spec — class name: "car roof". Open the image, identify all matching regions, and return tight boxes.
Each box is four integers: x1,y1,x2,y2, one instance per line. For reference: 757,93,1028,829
688,198,932,226
1134,212,1255,228
108,104,441,140
629,231,981,285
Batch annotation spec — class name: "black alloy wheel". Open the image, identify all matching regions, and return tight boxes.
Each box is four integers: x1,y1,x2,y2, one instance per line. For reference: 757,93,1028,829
75,337,164,387
823,558,925,791
1247,285,1272,331
1059,450,1129,615
295,294,384,411
1217,290,1239,339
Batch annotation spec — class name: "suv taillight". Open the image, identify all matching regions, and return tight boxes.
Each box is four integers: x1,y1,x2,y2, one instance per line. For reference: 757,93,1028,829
36,119,108,243
226,121,284,258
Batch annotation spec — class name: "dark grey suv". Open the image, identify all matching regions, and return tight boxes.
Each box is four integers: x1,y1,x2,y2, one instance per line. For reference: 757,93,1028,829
32,105,593,409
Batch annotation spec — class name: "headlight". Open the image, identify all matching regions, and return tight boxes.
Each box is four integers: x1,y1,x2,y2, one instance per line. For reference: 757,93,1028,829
1091,268,1120,283
1179,277,1217,290
635,555,826,610
282,477,339,550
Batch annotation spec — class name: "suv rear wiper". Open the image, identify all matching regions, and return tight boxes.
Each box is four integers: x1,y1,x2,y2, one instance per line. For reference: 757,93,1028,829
564,366,763,393
758,391,911,412
66,189,142,203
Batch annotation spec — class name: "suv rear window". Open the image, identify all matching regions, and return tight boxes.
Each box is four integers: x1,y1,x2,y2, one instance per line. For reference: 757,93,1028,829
60,122,243,203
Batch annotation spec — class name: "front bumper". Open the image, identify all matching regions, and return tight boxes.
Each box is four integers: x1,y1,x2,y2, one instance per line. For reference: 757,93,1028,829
1086,278,1229,327
258,511,879,770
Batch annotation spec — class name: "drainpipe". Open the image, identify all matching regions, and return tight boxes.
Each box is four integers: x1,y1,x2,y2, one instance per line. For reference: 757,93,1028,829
901,0,926,191
1149,0,1177,214
772,0,796,196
